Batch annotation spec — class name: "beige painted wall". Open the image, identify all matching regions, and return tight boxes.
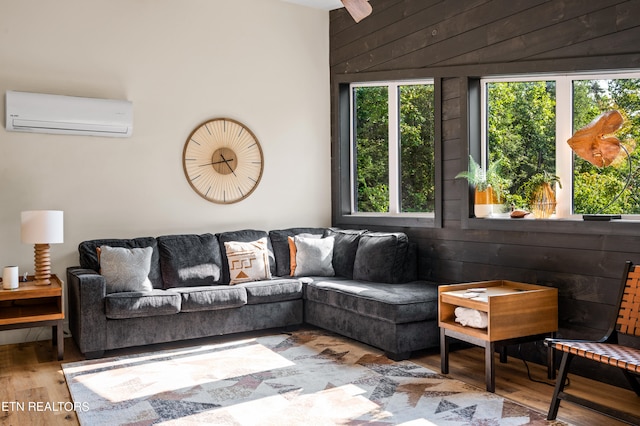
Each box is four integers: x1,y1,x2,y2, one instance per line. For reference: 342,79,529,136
0,0,330,344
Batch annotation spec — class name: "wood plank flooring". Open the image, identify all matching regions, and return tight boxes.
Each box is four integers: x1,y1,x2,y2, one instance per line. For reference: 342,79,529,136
414,345,640,426
0,332,638,425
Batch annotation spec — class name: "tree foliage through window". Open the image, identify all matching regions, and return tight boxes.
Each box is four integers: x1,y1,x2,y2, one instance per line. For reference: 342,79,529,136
352,82,435,214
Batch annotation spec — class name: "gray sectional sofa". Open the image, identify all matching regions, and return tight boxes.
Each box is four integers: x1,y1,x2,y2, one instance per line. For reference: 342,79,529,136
68,227,440,360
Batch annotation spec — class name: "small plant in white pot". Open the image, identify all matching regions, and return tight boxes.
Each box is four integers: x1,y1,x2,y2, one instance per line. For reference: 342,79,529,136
456,156,509,218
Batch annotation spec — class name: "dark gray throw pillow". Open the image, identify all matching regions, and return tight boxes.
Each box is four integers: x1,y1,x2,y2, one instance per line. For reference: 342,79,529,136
157,233,223,288
324,228,366,278
353,232,410,284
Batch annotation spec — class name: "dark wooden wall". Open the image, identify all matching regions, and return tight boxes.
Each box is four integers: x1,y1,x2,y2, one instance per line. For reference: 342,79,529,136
330,0,640,388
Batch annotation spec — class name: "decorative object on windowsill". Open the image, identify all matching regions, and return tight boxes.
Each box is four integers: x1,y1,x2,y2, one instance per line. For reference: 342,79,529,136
567,110,630,221
473,185,499,218
510,209,530,219
21,210,64,286
341,0,372,23
569,110,624,167
456,156,509,218
524,172,561,219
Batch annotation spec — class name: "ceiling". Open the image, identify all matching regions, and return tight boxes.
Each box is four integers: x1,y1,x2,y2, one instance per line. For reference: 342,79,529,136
280,0,344,11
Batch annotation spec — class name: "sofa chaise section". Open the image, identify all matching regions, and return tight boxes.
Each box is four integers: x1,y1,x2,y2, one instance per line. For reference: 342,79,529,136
299,231,439,360
304,278,439,360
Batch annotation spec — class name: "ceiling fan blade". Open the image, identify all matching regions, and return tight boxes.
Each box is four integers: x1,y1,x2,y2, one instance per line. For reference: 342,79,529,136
341,0,372,23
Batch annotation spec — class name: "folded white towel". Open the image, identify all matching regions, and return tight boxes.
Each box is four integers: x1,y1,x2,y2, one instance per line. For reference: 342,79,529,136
454,306,488,328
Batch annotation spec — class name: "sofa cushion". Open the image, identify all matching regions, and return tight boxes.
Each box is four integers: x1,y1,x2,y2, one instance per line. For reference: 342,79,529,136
403,242,418,283
238,278,303,304
306,279,438,324
172,286,247,312
353,232,413,284
99,246,154,294
158,233,223,288
79,237,163,289
324,228,366,279
217,230,276,284
105,290,181,319
291,235,335,277
269,227,326,276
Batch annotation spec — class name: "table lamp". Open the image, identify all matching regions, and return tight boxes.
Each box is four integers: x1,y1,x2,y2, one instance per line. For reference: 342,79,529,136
21,210,64,285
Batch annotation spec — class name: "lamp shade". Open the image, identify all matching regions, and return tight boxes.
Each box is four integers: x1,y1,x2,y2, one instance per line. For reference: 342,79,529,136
21,210,64,244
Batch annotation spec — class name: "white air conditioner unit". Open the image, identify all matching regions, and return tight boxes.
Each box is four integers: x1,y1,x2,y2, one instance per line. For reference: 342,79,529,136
5,90,133,137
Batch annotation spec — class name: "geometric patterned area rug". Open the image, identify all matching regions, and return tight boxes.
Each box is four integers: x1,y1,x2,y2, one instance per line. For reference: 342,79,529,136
63,329,568,425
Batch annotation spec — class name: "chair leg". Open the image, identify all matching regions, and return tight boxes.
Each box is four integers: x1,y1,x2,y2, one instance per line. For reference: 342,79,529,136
548,352,574,420
622,370,640,396
499,345,508,363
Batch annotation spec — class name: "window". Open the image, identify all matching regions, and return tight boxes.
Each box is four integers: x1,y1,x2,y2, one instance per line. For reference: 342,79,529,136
350,81,435,216
481,71,640,218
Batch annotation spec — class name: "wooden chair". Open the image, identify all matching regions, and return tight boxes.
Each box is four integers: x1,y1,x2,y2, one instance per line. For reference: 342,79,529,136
545,260,640,424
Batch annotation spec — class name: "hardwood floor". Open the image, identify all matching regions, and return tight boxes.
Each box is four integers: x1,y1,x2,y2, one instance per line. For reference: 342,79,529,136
414,345,640,426
0,332,638,425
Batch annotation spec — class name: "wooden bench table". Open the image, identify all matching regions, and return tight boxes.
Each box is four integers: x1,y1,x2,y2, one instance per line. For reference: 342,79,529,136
439,280,558,392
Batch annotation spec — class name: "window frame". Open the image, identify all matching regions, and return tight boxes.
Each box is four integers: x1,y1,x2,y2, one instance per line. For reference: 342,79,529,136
464,72,640,236
350,80,436,216
333,75,442,229
480,71,640,220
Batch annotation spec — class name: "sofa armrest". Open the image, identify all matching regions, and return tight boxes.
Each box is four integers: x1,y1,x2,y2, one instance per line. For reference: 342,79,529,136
67,267,108,356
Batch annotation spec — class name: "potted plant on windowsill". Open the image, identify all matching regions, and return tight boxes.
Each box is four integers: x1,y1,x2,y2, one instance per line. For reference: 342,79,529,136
456,156,509,218
524,171,562,219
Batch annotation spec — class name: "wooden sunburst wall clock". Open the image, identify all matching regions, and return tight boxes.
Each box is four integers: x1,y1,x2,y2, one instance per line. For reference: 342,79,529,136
182,118,264,204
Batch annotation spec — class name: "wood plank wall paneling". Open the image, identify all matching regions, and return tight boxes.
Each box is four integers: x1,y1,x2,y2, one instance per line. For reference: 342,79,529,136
330,0,640,389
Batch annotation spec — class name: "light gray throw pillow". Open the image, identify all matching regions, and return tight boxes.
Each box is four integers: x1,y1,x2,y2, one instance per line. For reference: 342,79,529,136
99,245,154,293
293,235,335,277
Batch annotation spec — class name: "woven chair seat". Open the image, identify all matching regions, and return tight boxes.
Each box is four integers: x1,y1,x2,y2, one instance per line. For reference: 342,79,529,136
549,340,640,374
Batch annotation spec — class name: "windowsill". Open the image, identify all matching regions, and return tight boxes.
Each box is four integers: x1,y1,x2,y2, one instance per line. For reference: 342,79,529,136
463,214,640,236
335,213,438,228
348,212,435,218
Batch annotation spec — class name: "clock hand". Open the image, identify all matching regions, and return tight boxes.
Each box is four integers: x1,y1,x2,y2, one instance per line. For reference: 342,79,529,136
220,154,237,176
199,158,236,166
212,158,236,165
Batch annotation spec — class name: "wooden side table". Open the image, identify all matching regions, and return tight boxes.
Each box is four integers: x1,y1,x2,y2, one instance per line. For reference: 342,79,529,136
439,280,558,392
0,274,64,360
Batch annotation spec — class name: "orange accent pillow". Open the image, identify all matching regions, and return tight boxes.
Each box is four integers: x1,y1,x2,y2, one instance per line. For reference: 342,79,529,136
288,236,297,276
96,247,102,273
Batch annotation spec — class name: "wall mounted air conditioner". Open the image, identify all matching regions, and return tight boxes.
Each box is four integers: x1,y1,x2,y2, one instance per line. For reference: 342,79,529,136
5,90,133,137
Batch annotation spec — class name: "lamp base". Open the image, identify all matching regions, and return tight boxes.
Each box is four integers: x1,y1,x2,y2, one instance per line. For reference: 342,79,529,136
33,243,52,286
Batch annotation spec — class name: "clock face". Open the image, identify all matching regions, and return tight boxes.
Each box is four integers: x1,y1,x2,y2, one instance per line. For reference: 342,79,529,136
183,118,264,204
